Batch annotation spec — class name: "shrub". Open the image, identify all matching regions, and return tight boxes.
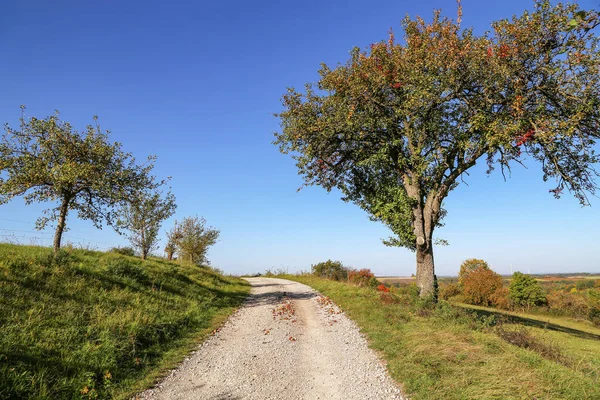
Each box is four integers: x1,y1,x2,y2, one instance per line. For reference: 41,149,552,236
377,284,390,292
311,260,348,281
576,279,596,291
509,272,547,309
458,258,490,286
109,246,136,257
546,291,589,318
490,286,511,310
462,266,503,306
439,282,461,300
589,289,600,326
348,268,379,287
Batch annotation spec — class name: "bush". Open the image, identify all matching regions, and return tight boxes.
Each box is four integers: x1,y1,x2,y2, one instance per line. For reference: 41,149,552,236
439,282,461,300
348,268,379,287
509,272,547,309
311,260,348,281
490,286,511,310
576,279,596,291
109,246,136,257
458,258,490,286
546,291,588,318
462,266,503,306
589,289,600,326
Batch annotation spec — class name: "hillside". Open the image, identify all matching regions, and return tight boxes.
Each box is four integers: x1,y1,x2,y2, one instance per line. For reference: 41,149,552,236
0,244,250,399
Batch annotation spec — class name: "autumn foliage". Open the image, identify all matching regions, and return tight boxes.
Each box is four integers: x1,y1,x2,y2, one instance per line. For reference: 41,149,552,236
462,266,503,306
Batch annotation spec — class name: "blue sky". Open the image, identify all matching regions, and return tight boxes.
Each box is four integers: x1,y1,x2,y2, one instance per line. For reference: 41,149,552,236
1,0,598,276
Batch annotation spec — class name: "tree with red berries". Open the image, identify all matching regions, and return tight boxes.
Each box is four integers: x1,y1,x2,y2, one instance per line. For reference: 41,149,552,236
274,1,600,298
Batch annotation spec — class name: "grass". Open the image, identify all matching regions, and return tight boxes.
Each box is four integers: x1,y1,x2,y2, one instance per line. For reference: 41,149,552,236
284,274,600,400
453,302,600,338
0,243,250,400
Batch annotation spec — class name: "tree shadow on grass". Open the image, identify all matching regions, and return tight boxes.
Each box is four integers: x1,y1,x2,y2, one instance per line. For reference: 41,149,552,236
463,307,600,341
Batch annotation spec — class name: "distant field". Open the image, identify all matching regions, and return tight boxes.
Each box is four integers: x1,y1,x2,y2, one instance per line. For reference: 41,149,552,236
377,276,415,285
379,275,600,284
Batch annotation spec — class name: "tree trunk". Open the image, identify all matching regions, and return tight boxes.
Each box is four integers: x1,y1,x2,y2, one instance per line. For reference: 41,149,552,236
416,244,436,298
53,196,70,254
140,228,147,260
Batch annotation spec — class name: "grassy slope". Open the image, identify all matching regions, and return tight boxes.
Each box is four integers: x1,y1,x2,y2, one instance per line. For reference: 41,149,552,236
0,244,250,400
453,302,600,337
285,275,600,400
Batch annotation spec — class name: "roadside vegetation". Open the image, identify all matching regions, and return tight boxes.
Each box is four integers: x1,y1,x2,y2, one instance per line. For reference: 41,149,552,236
438,259,600,328
282,263,600,400
0,243,249,399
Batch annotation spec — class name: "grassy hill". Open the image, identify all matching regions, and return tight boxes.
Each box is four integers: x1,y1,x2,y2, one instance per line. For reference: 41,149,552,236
0,244,250,399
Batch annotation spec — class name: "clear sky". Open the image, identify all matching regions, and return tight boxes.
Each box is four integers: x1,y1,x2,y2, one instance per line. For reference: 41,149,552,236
1,0,598,277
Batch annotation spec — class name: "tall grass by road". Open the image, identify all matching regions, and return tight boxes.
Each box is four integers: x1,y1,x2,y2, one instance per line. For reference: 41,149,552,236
0,244,250,399
286,275,600,400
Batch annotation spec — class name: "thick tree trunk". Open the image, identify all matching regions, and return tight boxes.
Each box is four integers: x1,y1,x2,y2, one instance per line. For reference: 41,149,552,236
53,197,70,254
416,244,436,298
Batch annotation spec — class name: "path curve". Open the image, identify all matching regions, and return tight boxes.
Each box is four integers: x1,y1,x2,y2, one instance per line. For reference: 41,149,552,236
138,277,404,400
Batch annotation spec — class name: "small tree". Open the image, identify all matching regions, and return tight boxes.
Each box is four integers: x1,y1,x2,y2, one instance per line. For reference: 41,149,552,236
458,259,490,286
0,109,162,253
119,189,176,260
274,2,600,297
509,272,547,309
164,222,181,261
462,266,503,306
174,216,220,265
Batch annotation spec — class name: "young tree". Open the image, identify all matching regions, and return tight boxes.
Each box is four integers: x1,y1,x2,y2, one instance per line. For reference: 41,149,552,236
0,109,163,253
164,222,182,261
119,189,176,260
274,2,600,297
509,272,547,309
174,216,220,265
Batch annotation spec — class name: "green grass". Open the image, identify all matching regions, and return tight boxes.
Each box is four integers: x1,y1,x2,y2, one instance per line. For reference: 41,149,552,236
0,243,250,400
284,274,600,400
453,302,600,337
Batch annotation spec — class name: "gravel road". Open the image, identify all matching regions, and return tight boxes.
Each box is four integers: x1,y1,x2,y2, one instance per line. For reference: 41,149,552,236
137,277,404,400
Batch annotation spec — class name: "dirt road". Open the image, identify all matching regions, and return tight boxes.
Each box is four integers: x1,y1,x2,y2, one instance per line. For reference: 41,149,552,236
138,277,403,400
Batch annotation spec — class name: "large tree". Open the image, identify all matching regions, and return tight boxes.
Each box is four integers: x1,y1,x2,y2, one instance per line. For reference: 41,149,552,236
119,189,177,260
274,2,600,297
0,110,164,253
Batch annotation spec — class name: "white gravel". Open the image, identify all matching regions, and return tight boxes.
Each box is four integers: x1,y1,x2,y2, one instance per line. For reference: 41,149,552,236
136,277,404,400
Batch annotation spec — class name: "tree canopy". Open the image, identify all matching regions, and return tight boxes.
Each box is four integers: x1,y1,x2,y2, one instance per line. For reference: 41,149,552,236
168,216,220,266
0,109,165,253
274,1,600,297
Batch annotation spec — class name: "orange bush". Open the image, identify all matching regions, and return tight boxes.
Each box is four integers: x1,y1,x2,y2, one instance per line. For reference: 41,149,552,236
490,286,511,310
462,266,503,306
348,268,378,287
377,284,390,292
